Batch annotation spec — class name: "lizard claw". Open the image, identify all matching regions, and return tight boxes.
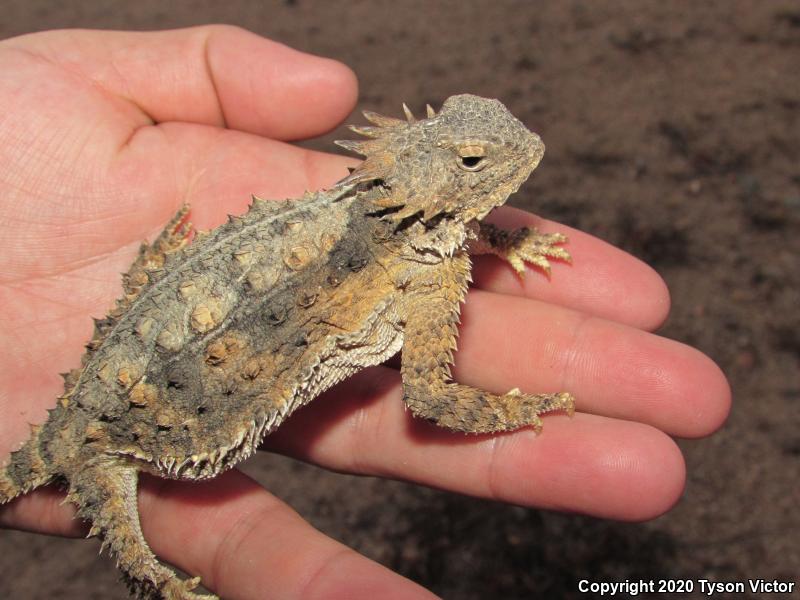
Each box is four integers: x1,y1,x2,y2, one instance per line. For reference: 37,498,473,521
476,223,571,277
505,228,571,277
161,576,218,600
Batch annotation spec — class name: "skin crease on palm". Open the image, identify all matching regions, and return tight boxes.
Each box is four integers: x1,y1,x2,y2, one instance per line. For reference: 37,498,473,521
0,25,730,600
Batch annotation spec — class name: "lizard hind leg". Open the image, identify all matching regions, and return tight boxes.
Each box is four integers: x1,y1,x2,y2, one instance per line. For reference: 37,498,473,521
123,204,193,301
67,458,216,600
86,205,194,357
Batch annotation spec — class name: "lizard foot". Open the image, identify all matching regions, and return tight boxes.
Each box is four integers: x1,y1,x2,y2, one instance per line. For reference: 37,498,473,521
161,577,218,600
500,227,571,276
504,388,576,433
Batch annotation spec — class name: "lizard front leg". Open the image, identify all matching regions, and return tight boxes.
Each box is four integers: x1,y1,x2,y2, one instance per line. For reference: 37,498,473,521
471,221,571,276
399,253,574,434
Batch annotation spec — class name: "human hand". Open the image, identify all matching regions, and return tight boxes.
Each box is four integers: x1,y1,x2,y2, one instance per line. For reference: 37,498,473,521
0,26,730,600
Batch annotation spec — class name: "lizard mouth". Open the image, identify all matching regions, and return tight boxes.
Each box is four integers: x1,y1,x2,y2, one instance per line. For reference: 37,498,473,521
466,190,518,223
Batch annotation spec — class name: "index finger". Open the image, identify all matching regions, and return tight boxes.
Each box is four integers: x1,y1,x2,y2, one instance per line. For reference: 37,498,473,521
4,26,358,141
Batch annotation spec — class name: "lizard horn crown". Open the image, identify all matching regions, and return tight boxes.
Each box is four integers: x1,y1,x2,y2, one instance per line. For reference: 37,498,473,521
335,95,541,221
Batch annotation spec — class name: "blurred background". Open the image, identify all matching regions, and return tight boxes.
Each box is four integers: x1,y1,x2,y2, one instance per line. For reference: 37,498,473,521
1,1,797,598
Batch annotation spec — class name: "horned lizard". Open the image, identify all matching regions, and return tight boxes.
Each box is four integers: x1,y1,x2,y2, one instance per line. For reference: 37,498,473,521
0,94,574,599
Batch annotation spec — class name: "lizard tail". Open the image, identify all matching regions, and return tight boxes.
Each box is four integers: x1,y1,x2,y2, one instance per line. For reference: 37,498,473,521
0,421,56,504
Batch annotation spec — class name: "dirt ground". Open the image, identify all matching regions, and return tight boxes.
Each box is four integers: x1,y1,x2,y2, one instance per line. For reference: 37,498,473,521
1,1,798,598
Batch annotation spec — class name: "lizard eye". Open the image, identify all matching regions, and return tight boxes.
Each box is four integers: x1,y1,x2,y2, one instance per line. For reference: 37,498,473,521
456,144,488,172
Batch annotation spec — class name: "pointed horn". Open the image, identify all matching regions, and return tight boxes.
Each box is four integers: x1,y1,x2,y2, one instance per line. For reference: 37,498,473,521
250,194,269,210
362,110,404,128
334,139,369,156
426,104,436,118
402,103,415,123
347,124,382,138
337,169,370,187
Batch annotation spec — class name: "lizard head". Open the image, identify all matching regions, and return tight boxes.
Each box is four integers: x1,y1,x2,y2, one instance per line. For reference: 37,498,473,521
336,94,544,223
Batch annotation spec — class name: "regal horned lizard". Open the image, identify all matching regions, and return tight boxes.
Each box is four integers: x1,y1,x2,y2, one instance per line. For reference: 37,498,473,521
0,94,574,599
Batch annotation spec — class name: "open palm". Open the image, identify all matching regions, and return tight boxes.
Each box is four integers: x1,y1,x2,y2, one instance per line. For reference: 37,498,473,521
0,26,730,600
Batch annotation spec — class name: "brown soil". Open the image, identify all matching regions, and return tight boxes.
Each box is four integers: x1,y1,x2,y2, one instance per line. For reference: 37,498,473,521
1,2,798,598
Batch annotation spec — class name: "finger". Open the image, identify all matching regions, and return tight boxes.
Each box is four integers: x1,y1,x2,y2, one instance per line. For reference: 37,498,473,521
0,472,438,600
0,484,85,536
5,26,357,140
266,370,685,521
139,471,437,600
451,290,730,438
473,206,671,331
